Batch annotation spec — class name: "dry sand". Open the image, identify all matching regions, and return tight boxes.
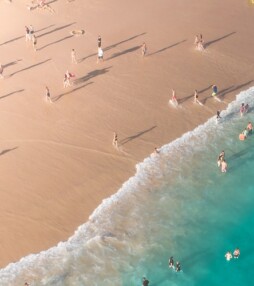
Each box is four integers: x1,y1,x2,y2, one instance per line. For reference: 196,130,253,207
0,0,254,268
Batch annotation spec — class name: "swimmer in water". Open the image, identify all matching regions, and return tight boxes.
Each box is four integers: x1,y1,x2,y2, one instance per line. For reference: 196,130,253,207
175,261,181,272
247,122,253,134
245,103,249,113
169,256,174,268
242,128,248,138
240,103,245,117
225,251,233,261
217,151,225,167
221,159,227,173
142,277,149,286
233,248,240,259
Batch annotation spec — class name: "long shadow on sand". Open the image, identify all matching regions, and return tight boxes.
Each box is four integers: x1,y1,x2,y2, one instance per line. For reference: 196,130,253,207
205,32,236,48
37,22,75,38
148,40,186,56
53,82,93,102
74,66,112,85
38,35,73,50
0,147,18,156
0,25,55,46
0,89,24,100
3,59,22,69
107,46,140,60
9,59,51,77
178,85,212,104
120,126,157,146
80,32,146,62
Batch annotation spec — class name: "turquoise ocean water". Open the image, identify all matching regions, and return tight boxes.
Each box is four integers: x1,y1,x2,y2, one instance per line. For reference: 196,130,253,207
0,88,254,286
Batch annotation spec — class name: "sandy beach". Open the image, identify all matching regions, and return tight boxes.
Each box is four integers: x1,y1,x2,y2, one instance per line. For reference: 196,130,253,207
0,0,254,268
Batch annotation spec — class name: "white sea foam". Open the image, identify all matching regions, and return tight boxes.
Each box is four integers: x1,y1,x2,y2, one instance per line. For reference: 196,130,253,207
0,87,254,286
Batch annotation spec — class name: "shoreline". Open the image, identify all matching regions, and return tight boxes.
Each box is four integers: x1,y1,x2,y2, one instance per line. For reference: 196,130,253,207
0,0,254,269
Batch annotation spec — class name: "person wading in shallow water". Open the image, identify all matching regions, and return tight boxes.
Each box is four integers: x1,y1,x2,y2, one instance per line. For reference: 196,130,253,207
142,277,149,286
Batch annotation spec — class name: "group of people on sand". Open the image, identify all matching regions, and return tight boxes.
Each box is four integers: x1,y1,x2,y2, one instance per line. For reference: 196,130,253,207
170,84,219,107
225,248,240,261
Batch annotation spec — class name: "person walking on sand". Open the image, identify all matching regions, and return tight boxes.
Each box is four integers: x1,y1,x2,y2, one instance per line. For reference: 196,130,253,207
63,70,72,88
112,132,118,148
97,47,104,63
45,86,52,103
212,85,218,97
171,89,178,106
194,89,202,105
0,63,4,79
71,49,78,64
29,25,34,40
141,42,147,56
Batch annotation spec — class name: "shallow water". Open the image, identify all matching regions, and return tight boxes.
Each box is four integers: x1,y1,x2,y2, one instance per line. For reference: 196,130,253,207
0,88,254,286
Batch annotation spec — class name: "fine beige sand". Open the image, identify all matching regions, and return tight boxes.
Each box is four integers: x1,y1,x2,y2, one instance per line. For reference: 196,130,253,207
0,0,254,268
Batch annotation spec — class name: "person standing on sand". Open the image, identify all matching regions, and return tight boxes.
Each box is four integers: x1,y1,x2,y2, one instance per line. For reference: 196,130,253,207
112,132,118,148
141,42,147,56
71,49,78,64
212,85,218,97
98,35,102,48
45,86,52,103
171,89,178,106
63,70,72,88
97,47,104,63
